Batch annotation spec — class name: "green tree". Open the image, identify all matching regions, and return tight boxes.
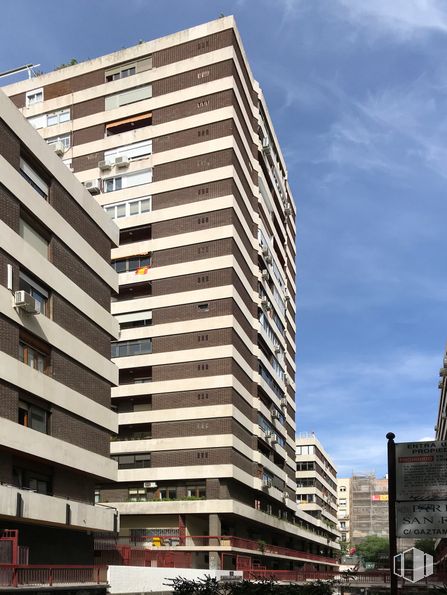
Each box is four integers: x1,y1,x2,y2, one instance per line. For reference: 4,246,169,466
414,538,435,556
355,535,389,564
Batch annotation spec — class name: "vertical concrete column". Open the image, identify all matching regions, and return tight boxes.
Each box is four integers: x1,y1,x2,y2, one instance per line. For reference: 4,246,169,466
209,513,221,570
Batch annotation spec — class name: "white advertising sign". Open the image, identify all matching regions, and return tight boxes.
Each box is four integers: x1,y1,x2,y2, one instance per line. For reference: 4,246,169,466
396,501,447,538
396,441,447,501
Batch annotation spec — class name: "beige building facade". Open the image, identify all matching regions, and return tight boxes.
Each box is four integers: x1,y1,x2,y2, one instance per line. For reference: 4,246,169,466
4,17,337,571
336,477,351,545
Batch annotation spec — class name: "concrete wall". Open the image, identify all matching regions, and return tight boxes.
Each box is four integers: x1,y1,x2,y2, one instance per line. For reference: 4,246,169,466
108,566,242,594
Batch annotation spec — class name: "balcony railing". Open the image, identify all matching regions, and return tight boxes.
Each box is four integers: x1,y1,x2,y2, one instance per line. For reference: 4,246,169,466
0,565,107,588
98,535,336,565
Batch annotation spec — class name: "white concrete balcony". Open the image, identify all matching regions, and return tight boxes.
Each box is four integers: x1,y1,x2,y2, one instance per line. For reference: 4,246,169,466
0,483,118,532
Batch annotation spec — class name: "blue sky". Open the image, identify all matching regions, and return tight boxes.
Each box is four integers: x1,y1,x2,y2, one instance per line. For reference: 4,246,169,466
2,0,445,476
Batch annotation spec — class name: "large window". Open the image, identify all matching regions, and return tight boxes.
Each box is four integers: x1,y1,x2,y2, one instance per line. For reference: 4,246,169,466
112,254,151,274
19,158,49,198
106,113,152,136
18,398,50,434
104,140,152,163
105,56,152,82
104,197,151,219
26,88,43,107
112,338,152,358
29,108,70,130
187,484,206,499
13,467,52,494
105,84,152,110
128,487,147,502
112,453,151,469
158,487,177,500
19,218,49,258
103,170,152,193
46,133,71,151
19,271,49,315
116,311,152,330
19,341,48,372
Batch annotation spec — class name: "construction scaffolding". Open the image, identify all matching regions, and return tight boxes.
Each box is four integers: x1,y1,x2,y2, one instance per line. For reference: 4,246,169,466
350,473,388,544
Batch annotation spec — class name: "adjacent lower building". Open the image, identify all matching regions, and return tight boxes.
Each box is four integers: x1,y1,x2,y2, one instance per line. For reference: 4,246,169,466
0,88,119,591
336,477,351,545
295,434,340,561
3,16,338,571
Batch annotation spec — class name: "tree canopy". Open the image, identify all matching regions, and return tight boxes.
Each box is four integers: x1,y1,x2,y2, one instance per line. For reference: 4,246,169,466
355,535,389,564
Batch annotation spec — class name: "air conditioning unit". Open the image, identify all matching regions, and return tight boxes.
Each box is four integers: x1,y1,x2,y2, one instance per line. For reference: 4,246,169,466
274,342,281,354
114,155,130,168
262,246,270,257
98,160,112,171
282,492,288,501
270,435,278,445
264,430,272,439
263,478,273,488
14,290,40,314
280,397,287,409
261,296,269,308
265,253,273,265
266,300,273,311
284,202,292,216
143,481,157,489
284,374,290,385
262,137,271,155
261,269,270,281
284,287,290,302
271,410,280,419
83,179,101,195
51,140,65,156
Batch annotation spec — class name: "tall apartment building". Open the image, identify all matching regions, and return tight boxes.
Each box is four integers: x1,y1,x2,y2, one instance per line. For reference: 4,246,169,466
436,348,447,439
336,478,351,545
4,16,337,571
350,473,388,545
0,89,118,590
295,434,340,558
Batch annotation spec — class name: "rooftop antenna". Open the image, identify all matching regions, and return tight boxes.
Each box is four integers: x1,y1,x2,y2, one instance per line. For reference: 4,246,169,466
0,63,41,80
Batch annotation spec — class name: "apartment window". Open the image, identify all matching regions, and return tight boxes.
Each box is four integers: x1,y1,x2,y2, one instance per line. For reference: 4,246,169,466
13,467,51,495
117,311,152,330
19,340,48,373
339,499,347,507
187,484,206,498
128,487,147,502
112,453,151,469
106,113,152,136
26,88,43,106
103,170,152,193
105,84,152,110
105,56,152,82
29,108,70,131
117,282,151,301
120,224,152,245
104,140,152,163
19,158,49,198
112,338,152,358
339,486,347,492
19,271,49,315
340,522,346,529
112,254,151,274
94,490,100,503
104,196,151,220
19,218,49,258
341,534,347,542
159,487,177,500
18,398,50,434
198,303,209,312
46,133,71,150
107,66,136,82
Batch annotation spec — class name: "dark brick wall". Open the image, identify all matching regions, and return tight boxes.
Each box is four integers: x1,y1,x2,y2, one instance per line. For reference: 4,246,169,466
152,178,232,210
0,184,20,231
0,379,18,422
153,89,233,126
154,148,232,183
52,295,110,357
0,448,13,483
51,408,110,457
73,124,104,146
72,150,105,174
50,181,111,262
50,237,110,309
152,60,233,98
51,350,110,407
73,95,106,120
153,29,233,68
0,315,18,358
45,68,105,99
151,446,253,475
0,118,20,169
152,267,232,297
153,119,233,154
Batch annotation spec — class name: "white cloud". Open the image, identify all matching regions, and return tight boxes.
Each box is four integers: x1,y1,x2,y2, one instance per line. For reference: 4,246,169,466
337,0,447,39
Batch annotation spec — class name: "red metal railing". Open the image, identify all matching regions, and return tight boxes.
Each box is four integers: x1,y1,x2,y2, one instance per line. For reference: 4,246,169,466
0,565,108,587
99,535,336,565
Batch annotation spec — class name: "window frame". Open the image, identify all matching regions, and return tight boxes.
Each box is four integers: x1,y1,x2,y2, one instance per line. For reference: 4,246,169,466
26,88,43,107
19,271,49,316
18,397,51,434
